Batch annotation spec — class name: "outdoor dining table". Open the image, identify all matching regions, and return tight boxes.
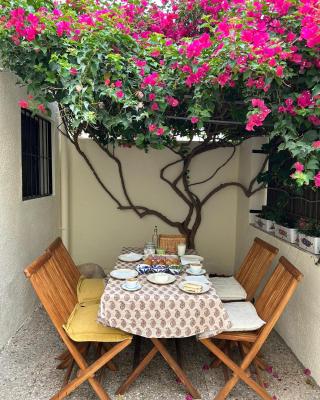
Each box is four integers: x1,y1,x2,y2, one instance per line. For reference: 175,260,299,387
98,247,232,399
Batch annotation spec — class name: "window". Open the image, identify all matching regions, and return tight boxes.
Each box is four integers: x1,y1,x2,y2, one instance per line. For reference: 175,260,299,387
265,150,320,222
21,109,53,200
267,186,320,222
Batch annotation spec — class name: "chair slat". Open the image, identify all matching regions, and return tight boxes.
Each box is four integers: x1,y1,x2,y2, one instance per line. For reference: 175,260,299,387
159,234,186,253
235,237,278,301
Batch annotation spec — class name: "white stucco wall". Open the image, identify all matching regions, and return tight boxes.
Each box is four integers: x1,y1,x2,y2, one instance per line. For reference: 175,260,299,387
66,139,248,275
0,72,60,348
235,138,320,385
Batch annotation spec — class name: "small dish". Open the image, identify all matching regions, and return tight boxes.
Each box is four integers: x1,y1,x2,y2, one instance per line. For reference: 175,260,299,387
178,281,210,294
110,268,138,280
180,255,204,265
147,273,176,285
121,282,142,291
118,253,143,262
186,267,206,276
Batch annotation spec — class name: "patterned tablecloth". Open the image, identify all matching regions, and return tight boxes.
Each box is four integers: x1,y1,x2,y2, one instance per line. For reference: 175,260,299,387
98,247,231,339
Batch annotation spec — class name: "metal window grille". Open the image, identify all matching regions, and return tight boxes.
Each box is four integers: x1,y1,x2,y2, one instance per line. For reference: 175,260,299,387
267,186,320,222
21,109,52,200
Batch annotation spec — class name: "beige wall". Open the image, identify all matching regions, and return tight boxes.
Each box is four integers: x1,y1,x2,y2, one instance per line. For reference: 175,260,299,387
0,72,60,348
235,139,320,385
66,139,250,275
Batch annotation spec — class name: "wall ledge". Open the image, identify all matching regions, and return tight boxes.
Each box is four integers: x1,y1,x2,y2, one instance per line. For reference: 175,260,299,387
250,223,320,264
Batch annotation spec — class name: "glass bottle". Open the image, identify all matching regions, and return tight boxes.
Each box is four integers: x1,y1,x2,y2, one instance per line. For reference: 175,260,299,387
152,225,159,248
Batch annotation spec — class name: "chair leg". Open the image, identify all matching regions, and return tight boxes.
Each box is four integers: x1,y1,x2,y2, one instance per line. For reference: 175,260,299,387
210,340,226,369
200,339,273,400
52,339,132,400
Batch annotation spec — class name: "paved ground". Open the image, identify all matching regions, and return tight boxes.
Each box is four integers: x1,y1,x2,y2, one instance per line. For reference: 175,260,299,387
0,306,319,400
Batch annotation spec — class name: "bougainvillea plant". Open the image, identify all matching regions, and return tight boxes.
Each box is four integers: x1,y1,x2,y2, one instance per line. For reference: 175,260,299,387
0,0,319,245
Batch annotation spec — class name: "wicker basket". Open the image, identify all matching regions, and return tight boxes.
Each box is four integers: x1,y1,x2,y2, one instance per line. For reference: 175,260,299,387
159,234,187,254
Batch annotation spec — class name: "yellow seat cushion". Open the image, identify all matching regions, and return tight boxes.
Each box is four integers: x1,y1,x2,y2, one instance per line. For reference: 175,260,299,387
63,303,132,343
77,276,105,304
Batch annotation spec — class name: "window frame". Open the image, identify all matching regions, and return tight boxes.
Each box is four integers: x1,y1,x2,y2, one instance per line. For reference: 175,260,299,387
21,109,53,201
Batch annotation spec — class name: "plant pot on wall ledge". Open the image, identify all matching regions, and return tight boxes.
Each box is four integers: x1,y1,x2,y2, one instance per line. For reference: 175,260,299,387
274,224,298,244
254,215,275,233
298,233,320,255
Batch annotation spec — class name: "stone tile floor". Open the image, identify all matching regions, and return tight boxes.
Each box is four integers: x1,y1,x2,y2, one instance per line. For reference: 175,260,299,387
0,306,319,400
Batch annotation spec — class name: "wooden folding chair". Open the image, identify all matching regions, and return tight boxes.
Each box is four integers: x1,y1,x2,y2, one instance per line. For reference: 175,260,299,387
159,234,187,253
47,238,107,373
235,237,279,301
200,256,303,400
211,238,278,303
24,252,132,400
46,237,81,294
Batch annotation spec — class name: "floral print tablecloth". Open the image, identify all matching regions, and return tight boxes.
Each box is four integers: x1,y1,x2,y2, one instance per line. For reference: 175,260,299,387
98,247,231,338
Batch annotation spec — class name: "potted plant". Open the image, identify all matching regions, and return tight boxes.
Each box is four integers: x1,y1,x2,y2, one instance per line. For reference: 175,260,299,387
297,218,320,254
274,215,298,244
254,206,276,233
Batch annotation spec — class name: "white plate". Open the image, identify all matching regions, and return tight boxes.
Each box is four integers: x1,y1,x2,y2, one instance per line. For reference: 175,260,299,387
118,253,143,262
178,281,210,294
186,268,206,276
110,269,138,280
180,255,204,265
185,275,210,285
147,273,176,285
121,282,142,292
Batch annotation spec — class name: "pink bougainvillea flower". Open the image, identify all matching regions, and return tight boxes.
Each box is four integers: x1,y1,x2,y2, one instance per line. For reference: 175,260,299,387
156,127,164,136
294,162,304,172
185,394,193,400
315,172,320,188
104,78,110,86
266,365,273,374
70,67,78,76
276,66,284,77
116,90,124,98
151,102,159,111
304,368,312,376
149,93,156,101
18,99,29,109
309,115,320,126
37,104,46,114
148,124,157,132
263,382,269,388
312,141,320,149
297,90,313,108
191,116,199,124
166,96,179,107
115,80,122,88
151,49,160,57
246,99,271,131
142,72,159,87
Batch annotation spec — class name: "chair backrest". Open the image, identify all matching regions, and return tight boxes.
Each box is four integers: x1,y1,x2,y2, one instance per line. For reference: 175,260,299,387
24,251,77,334
255,256,303,327
159,234,187,253
46,237,81,297
235,237,278,301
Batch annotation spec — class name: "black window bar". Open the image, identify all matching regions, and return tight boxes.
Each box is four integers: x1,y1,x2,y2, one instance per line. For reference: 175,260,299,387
21,109,52,201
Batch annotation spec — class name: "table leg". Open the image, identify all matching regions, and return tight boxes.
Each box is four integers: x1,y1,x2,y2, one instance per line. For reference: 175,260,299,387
151,338,201,400
133,335,142,369
175,338,184,368
117,338,201,399
116,345,159,395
